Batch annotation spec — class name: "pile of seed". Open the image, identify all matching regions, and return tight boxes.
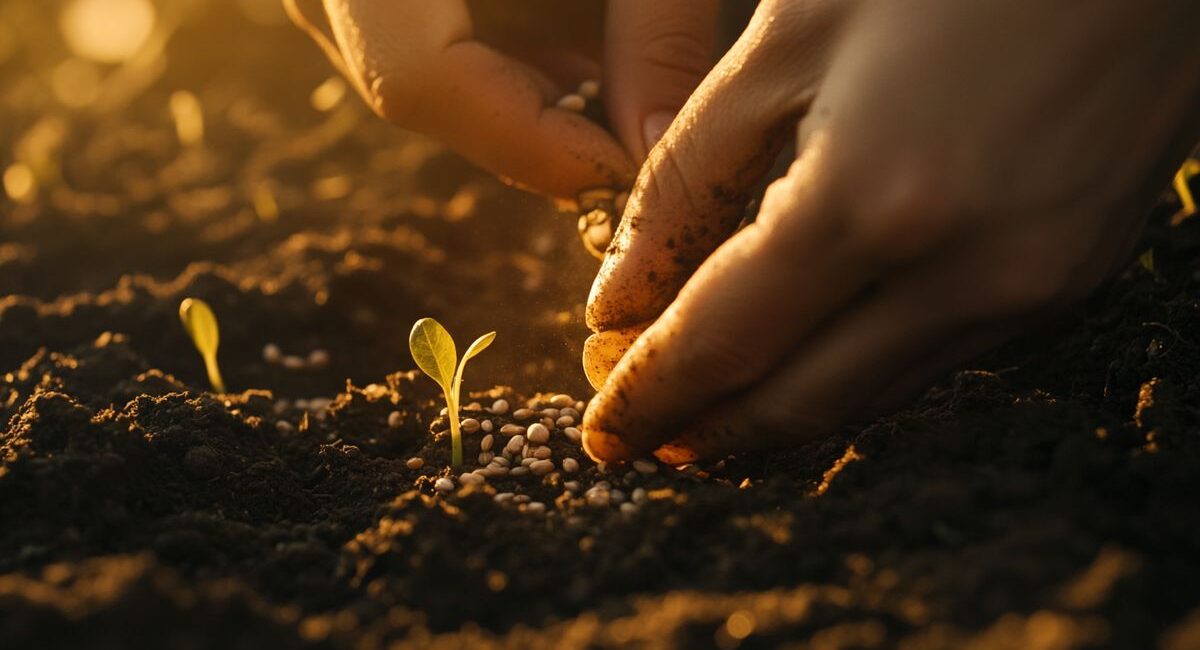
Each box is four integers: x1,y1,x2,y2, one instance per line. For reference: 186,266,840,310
262,343,330,371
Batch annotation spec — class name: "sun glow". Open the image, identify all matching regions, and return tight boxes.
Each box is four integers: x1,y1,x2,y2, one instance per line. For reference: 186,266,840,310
59,0,156,64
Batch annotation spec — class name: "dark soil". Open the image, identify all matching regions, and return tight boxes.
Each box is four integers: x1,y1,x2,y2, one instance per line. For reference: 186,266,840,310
3,2,1200,648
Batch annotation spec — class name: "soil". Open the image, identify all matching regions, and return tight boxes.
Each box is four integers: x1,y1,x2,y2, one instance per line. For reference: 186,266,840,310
3,2,1200,649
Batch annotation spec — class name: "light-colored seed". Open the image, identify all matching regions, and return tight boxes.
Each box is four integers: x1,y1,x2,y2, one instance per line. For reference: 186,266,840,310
531,459,555,475
595,481,611,490
460,472,485,486
282,355,306,370
309,398,331,412
521,457,537,467
481,419,494,433
465,401,482,411
406,457,424,470
478,451,494,465
500,424,525,436
563,427,582,443
575,400,586,411
521,444,531,459
505,435,526,455
434,477,454,492
294,399,310,411
273,400,290,415
526,423,550,444
678,464,700,476
491,456,511,468
388,411,403,428
494,492,515,503
585,489,610,507
556,416,575,428
564,481,581,492
541,408,560,419
526,501,547,515
262,344,282,364
480,434,494,451
439,407,448,417
633,459,658,474
624,470,638,482
611,489,626,504
550,394,574,408
577,79,600,99
513,408,534,420
615,191,629,214
461,418,480,434
596,462,609,475
620,502,638,516
562,458,579,473
513,494,531,504
490,399,510,415
632,488,647,504
307,349,331,368
556,93,586,111
275,420,295,435
541,417,555,429
533,446,552,460
509,466,530,477
488,465,509,475
560,407,580,420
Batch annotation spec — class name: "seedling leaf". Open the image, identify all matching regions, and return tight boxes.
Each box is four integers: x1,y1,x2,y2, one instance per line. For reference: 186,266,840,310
409,318,457,393
178,297,227,393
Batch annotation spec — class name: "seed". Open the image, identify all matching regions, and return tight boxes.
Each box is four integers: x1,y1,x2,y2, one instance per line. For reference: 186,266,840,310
308,349,331,368
510,466,530,477
513,494,531,504
500,424,525,436
513,408,534,420
434,477,454,493
541,408,560,419
533,446,552,460
481,419,494,433
494,492,514,503
461,418,480,434
632,488,647,504
490,399,510,415
521,457,537,467
406,457,424,470
282,355,306,370
505,435,526,455
439,407,448,417
556,416,575,428
620,502,638,516
460,472,485,486
550,394,573,408
560,407,580,420
577,79,600,99
491,456,511,468
596,461,609,474
576,400,586,411
388,411,403,428
489,465,509,475
465,402,482,411
480,434,494,451
262,343,282,364
610,489,626,504
633,459,658,474
563,427,582,443
556,93,586,112
273,400,290,415
526,423,550,444
540,418,554,429
478,451,494,465
564,481,581,492
275,420,295,435
594,481,611,490
521,444,531,459
562,458,579,473
585,488,610,507
295,400,310,413
526,502,547,515
530,460,555,475
309,398,331,412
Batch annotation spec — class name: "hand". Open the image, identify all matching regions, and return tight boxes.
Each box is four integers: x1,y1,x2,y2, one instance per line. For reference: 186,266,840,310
285,0,722,198
582,0,1200,463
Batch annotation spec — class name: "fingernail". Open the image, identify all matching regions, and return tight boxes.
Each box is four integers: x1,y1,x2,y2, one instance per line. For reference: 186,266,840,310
642,111,675,154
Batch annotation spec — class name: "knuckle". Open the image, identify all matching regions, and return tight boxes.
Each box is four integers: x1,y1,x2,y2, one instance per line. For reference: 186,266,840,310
668,326,765,391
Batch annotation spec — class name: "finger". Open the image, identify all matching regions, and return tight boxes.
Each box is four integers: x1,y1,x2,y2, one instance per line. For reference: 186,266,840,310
283,0,349,77
582,323,649,391
323,0,634,198
587,0,842,331
604,0,721,162
583,136,876,462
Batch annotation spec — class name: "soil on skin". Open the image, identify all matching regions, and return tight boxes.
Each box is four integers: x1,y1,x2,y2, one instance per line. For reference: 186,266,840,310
3,2,1200,649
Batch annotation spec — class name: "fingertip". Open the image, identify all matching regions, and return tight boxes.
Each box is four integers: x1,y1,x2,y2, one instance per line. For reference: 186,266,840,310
581,397,644,462
581,325,647,390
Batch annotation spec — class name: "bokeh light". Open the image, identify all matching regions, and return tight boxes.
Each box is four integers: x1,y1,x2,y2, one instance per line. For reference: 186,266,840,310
59,0,156,64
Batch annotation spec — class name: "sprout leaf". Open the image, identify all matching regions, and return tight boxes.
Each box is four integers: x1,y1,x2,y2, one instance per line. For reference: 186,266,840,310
179,297,227,393
408,318,457,394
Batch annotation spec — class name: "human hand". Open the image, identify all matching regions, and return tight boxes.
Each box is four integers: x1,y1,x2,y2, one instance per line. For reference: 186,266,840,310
285,0,722,198
582,0,1200,462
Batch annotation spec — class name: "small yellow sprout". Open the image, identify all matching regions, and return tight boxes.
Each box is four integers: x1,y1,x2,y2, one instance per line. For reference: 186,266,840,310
179,297,226,393
1172,158,1199,225
409,318,495,469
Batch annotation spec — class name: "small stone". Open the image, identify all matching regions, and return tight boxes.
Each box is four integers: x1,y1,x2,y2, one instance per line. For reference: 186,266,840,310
509,466,530,477
631,487,647,504
460,472,485,486
388,411,403,429
275,420,295,435
563,427,583,443
533,446,552,460
550,394,574,408
526,423,550,444
481,419,494,433
406,457,424,470
500,424,525,436
480,434,494,451
478,451,495,465
262,343,282,364
282,355,306,370
513,408,534,421
434,477,454,493
633,459,658,474
562,458,579,473
307,349,331,368
494,492,515,503
461,418,481,434
577,79,600,99
556,93,586,111
526,502,547,515
530,459,555,475
505,435,526,455
490,399,510,415
556,416,575,428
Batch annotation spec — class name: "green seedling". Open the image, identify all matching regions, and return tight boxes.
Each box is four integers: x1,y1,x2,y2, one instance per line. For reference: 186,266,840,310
409,318,495,469
1172,158,1199,225
179,297,227,393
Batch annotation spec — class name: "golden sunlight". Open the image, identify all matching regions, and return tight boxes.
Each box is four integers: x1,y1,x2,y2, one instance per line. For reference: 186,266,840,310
59,0,156,64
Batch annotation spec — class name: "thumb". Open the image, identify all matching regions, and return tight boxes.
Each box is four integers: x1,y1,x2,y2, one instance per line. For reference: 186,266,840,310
604,0,721,162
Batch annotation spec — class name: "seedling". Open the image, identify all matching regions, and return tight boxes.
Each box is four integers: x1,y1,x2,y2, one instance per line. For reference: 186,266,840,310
1172,158,1199,225
179,297,227,393
408,318,495,468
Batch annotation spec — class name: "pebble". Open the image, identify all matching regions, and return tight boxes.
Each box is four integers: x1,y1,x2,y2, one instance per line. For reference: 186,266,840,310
510,466,530,477
526,502,547,515
494,492,515,504
275,420,295,435
262,343,282,364
308,349,331,368
459,472,485,486
461,418,481,434
388,411,403,428
282,355,307,370
434,477,454,493
556,416,575,428
633,459,658,474
513,408,534,421
490,399,510,415
550,394,574,408
505,435,526,455
533,446,552,460
562,457,579,473
406,457,424,470
500,424,525,436
478,451,494,465
526,423,550,444
632,488,647,504
481,419,494,433
556,93,586,111
563,427,583,443
480,434,494,451
530,459,555,476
